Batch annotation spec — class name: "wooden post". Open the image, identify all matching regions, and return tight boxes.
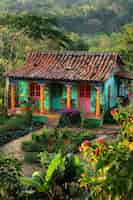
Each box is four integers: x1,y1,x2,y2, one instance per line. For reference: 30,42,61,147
96,87,101,118
40,83,45,113
66,84,71,109
11,82,16,112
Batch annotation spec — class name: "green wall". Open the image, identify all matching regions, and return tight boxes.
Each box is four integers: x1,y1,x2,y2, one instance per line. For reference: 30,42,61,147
62,85,78,108
18,80,28,103
90,87,96,113
44,86,50,110
17,78,118,113
90,76,118,113
103,75,118,110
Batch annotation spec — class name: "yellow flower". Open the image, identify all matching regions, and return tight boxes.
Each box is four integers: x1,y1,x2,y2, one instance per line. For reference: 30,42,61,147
123,140,129,148
129,143,133,151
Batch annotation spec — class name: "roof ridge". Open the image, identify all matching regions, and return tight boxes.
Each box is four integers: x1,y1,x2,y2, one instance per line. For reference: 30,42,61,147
28,51,119,56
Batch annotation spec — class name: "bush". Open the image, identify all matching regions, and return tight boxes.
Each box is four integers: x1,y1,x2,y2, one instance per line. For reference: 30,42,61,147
58,109,81,128
22,128,96,162
22,141,44,152
103,110,116,124
83,118,102,129
0,113,9,125
0,111,32,134
24,152,40,164
0,111,43,146
0,153,22,200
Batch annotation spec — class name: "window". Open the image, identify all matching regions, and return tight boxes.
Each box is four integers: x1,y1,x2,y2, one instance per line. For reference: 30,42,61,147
80,85,90,97
30,82,40,97
119,80,127,97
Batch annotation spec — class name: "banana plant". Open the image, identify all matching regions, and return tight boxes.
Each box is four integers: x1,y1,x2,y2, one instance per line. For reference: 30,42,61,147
20,153,66,199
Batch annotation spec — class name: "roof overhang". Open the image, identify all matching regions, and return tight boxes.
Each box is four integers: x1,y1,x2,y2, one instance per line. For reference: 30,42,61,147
115,71,133,80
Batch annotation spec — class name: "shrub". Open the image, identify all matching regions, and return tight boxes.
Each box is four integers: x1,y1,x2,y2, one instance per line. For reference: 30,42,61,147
22,128,96,162
0,153,22,200
21,152,83,200
103,110,116,124
24,152,40,164
83,118,102,128
0,111,32,134
0,111,43,146
22,141,44,152
0,113,9,125
58,109,81,128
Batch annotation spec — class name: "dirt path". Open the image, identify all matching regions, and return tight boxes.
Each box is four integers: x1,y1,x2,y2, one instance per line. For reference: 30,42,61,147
0,128,43,176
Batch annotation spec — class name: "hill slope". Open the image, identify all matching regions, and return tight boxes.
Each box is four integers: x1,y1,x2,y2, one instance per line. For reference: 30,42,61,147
0,0,132,35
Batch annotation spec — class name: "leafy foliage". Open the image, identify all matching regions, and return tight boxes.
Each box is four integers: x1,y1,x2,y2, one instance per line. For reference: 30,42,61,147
0,111,43,145
0,153,22,200
21,152,83,199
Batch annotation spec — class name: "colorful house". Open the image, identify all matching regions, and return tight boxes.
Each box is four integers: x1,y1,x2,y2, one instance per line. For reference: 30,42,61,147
6,51,133,120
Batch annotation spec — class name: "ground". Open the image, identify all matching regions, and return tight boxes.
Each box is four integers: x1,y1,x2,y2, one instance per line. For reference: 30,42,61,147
0,124,120,176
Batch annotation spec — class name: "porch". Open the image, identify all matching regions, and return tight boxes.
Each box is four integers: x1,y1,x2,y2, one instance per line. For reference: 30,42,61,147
10,80,102,119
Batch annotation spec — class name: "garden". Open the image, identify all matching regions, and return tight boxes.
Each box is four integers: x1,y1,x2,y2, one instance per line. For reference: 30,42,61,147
0,102,133,200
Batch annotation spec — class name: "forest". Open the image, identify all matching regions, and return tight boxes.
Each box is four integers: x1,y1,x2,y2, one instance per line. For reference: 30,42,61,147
0,0,132,103
0,0,132,74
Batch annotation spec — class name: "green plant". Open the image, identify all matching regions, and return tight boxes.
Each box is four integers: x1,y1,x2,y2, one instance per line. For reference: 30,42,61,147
21,153,66,200
22,141,44,152
0,153,22,200
24,152,40,164
0,111,43,146
79,137,133,200
103,110,116,124
111,104,133,139
83,118,102,128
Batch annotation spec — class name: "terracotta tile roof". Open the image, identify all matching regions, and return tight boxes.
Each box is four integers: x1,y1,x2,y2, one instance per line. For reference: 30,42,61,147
7,51,124,82
115,71,133,80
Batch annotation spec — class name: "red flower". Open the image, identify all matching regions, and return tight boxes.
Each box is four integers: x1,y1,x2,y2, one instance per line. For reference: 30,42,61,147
96,137,105,144
128,92,132,97
95,147,100,156
82,140,91,147
79,140,91,152
111,108,118,116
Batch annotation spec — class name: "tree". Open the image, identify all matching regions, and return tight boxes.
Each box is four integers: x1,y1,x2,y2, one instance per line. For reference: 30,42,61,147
2,13,71,48
121,23,133,71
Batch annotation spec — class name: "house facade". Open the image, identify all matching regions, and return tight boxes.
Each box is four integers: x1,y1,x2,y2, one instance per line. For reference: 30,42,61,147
7,51,133,118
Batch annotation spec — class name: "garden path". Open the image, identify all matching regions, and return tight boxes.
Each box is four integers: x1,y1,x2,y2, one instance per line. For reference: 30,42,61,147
0,124,120,176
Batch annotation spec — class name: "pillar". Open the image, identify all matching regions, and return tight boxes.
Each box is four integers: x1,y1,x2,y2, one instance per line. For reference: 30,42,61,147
11,82,16,112
96,87,101,118
66,84,72,109
40,83,45,113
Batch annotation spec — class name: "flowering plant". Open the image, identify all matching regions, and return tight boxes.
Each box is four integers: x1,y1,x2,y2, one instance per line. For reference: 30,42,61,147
111,107,128,124
79,138,133,199
111,104,133,139
79,138,109,190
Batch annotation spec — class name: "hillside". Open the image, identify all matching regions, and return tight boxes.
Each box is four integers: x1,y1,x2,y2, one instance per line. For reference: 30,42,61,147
0,0,132,35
